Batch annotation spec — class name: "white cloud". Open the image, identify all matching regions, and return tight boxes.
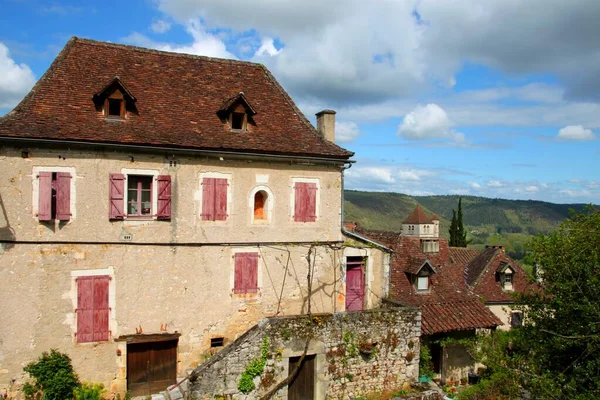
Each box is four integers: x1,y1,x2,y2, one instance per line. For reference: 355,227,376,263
557,125,595,140
346,166,395,185
335,121,360,143
487,180,504,188
0,43,36,109
470,182,482,189
525,185,539,192
254,37,280,57
151,19,172,34
397,104,465,144
123,19,235,59
560,189,591,198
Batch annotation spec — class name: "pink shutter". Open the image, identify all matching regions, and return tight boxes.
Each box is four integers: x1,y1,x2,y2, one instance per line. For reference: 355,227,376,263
246,253,259,293
234,253,258,293
55,172,72,221
156,175,172,220
76,277,94,343
215,178,228,221
305,183,317,222
234,253,244,293
92,276,110,342
109,173,125,220
202,178,215,220
38,172,52,221
294,183,305,222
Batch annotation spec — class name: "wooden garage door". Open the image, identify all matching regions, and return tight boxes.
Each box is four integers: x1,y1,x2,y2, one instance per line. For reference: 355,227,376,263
127,339,178,397
288,355,315,400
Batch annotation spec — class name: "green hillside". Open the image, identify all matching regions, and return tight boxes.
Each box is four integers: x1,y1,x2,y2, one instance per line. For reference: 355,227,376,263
344,190,591,264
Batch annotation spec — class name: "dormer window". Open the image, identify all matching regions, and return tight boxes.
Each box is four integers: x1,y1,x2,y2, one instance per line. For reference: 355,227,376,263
93,77,137,121
408,259,435,293
218,92,257,132
497,262,515,291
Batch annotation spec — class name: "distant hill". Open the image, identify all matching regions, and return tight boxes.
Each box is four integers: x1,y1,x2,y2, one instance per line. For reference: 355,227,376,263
344,190,590,264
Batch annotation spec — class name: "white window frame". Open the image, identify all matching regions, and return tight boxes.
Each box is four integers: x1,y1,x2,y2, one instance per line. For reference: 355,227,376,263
197,171,233,222
501,271,514,291
417,275,429,291
249,185,274,224
120,168,159,221
290,177,320,222
230,248,263,297
70,267,117,343
32,166,77,221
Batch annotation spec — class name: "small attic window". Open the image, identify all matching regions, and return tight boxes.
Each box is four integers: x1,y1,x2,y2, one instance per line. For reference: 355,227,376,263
231,111,246,131
104,91,125,119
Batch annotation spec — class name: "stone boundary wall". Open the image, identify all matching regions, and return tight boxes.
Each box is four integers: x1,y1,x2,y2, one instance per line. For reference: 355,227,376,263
187,307,421,400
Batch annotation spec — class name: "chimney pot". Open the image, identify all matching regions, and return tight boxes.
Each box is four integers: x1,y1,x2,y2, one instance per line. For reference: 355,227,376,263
316,109,336,142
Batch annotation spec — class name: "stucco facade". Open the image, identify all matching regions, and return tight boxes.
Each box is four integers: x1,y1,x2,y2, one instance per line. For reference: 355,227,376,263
0,145,391,396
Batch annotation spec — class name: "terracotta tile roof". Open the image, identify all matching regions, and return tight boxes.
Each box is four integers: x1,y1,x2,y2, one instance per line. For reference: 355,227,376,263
0,37,353,160
420,300,502,335
405,257,432,275
403,205,433,224
448,247,480,267
467,248,536,303
464,247,498,286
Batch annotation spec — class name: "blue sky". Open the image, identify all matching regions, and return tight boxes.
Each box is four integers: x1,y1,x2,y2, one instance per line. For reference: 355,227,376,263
1,0,599,204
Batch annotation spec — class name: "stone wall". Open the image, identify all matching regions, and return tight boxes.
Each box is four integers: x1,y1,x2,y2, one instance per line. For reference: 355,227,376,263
188,308,421,400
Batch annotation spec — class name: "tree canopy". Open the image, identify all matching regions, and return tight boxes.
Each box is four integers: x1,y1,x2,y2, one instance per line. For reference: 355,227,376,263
449,198,467,247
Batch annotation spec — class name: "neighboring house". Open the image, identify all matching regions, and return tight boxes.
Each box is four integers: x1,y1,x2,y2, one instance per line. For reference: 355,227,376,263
350,206,502,382
0,38,397,398
451,245,533,330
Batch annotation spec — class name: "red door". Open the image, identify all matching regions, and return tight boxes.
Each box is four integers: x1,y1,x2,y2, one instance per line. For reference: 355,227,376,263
345,256,365,311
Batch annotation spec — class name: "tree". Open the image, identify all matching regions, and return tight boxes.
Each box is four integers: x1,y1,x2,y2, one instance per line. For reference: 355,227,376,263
456,198,467,247
459,208,600,400
514,208,600,399
448,209,458,246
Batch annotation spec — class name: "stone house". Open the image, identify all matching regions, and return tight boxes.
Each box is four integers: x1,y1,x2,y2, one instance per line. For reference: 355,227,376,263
349,206,502,382
0,38,405,399
449,245,533,330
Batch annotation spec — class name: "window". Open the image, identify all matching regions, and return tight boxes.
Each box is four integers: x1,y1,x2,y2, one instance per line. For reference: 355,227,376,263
415,268,431,292
234,252,259,293
293,179,318,222
127,175,152,216
254,191,266,220
230,112,246,131
109,172,171,220
511,311,523,328
76,275,110,343
36,169,72,222
104,91,125,119
501,272,514,291
201,177,228,221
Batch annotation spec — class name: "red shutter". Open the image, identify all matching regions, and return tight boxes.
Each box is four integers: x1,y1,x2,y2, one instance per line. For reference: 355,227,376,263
202,178,215,220
234,253,259,293
55,172,72,221
109,173,125,220
92,276,110,342
215,178,228,221
76,277,94,343
38,172,52,221
305,183,317,222
156,175,172,220
294,183,305,222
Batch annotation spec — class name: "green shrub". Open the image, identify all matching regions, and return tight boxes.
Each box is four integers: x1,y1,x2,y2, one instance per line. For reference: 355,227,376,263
419,344,434,378
23,349,79,400
73,382,105,400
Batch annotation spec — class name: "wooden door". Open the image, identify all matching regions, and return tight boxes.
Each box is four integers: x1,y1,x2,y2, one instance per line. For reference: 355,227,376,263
345,256,365,311
127,339,178,397
288,355,315,400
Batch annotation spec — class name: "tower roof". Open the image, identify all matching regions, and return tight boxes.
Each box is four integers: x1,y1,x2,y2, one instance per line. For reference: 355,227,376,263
403,205,434,224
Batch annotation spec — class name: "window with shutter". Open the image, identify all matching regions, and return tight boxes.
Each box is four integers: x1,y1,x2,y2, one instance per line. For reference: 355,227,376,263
77,275,110,343
293,181,317,222
109,173,125,220
37,170,72,222
201,176,229,221
234,252,259,293
156,175,172,220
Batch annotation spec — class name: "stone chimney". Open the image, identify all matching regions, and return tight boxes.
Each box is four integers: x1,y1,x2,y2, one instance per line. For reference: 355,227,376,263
316,109,336,142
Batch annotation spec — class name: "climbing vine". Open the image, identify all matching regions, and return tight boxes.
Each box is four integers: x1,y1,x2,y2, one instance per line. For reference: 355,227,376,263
238,337,270,394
